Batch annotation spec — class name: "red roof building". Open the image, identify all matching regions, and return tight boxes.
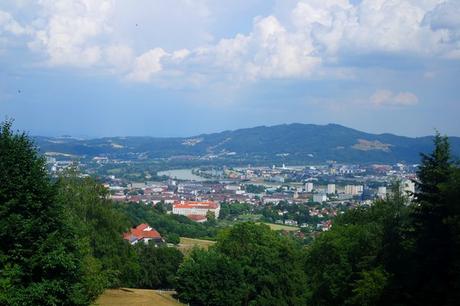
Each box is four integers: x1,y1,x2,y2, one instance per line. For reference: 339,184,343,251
123,223,164,245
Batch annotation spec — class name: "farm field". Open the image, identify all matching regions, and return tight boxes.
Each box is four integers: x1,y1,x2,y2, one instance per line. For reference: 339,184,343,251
259,222,300,231
94,288,183,306
177,237,216,253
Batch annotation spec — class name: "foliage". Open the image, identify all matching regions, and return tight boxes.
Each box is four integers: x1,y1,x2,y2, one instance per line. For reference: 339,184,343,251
176,248,246,306
134,244,183,289
177,223,308,305
205,210,216,225
219,202,252,220
0,121,87,305
245,184,265,194
56,172,140,289
165,233,181,245
410,133,460,305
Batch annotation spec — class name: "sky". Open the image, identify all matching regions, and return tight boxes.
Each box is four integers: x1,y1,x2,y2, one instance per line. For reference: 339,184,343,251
0,0,459,138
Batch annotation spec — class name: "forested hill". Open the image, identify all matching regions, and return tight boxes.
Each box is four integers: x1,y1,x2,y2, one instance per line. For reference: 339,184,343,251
34,123,460,164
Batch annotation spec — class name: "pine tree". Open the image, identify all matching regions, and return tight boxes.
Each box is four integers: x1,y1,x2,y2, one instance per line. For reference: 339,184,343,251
411,133,456,305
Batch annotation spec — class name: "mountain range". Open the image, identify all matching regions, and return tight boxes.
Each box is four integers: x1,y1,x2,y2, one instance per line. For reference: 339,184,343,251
34,123,460,164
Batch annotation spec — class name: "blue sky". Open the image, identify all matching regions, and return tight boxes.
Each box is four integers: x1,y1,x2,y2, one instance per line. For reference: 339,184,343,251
0,0,459,137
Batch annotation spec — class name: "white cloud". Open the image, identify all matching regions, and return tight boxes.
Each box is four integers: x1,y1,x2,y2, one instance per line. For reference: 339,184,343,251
423,0,460,58
104,44,134,72
0,10,30,35
126,48,167,82
207,15,321,80
1,0,460,83
371,89,419,107
172,49,191,62
28,0,113,66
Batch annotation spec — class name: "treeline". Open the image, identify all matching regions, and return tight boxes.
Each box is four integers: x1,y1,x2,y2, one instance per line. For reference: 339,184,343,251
0,122,184,305
175,134,460,306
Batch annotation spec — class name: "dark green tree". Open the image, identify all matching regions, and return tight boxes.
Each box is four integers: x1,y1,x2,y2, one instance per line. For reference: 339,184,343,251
205,210,216,225
165,233,181,245
411,133,460,305
0,121,87,305
176,248,246,306
215,222,308,305
134,244,183,289
56,172,140,289
305,183,412,306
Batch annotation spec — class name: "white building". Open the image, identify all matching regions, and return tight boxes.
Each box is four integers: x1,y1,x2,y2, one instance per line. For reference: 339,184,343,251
344,185,364,196
305,182,314,193
327,184,336,194
263,197,284,204
377,186,387,199
172,200,220,218
225,185,241,191
313,193,327,203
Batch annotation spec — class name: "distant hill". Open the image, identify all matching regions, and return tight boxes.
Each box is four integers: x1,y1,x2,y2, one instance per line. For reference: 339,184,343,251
34,123,460,164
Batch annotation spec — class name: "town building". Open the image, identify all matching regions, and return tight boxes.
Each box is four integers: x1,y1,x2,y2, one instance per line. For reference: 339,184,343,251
313,193,327,203
172,200,220,218
327,184,336,194
344,185,364,196
377,186,387,199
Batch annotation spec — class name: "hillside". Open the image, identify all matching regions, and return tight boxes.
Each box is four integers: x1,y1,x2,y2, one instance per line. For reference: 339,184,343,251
34,123,460,164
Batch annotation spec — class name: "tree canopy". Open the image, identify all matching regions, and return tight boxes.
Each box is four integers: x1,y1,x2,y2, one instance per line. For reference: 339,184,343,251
0,121,87,305
176,222,307,306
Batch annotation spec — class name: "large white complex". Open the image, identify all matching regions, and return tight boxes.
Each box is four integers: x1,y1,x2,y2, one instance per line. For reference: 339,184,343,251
172,200,220,218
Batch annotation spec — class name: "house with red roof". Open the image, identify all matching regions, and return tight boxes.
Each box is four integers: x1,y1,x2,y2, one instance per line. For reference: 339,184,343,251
123,223,164,245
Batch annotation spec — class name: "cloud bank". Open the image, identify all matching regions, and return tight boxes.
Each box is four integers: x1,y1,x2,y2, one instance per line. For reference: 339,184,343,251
1,0,459,84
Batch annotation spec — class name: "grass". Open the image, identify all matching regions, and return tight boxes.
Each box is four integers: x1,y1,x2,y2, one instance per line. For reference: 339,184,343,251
237,214,262,222
258,222,300,231
177,237,216,253
94,288,184,306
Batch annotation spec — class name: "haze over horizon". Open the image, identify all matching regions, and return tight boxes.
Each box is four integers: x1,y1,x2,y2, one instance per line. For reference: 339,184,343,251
30,122,456,139
1,0,459,137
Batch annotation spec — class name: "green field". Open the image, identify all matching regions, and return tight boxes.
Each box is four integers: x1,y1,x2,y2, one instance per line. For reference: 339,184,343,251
94,288,183,306
259,222,300,231
177,237,216,253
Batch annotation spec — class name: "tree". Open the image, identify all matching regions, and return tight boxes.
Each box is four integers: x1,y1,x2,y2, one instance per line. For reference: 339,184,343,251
0,121,87,305
134,244,183,289
56,171,140,289
165,233,181,245
176,248,246,306
305,184,412,306
411,133,460,305
440,166,460,305
176,223,308,305
205,210,216,225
